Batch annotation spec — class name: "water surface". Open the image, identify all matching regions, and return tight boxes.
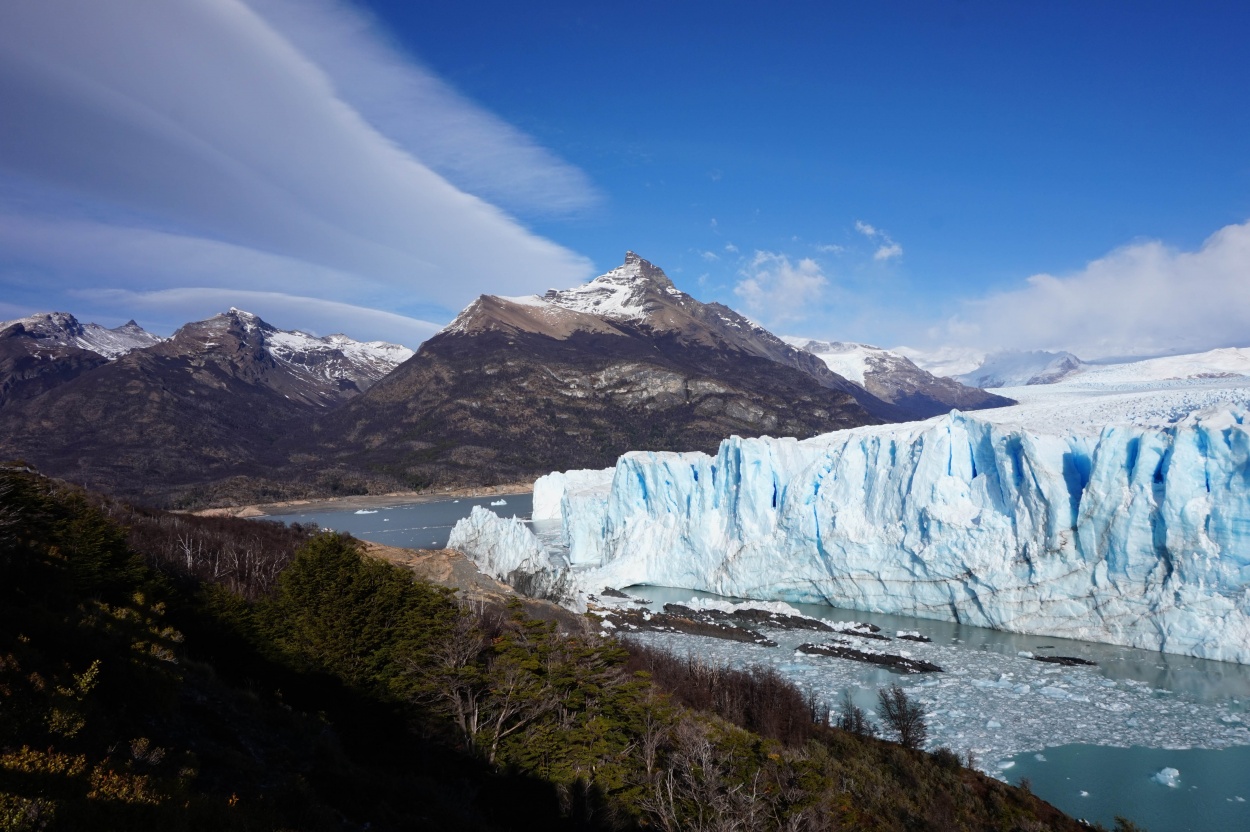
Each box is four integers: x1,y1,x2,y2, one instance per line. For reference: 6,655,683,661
260,493,534,549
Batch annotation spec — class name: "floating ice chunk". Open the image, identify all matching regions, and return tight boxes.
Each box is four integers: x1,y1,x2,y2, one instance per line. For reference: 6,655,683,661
1034,753,1047,762
1153,767,1181,788
490,499,507,506
997,760,1015,770
987,719,1002,729
1018,651,1034,658
1080,790,1089,797
1040,686,1069,699
680,596,808,618
354,509,378,514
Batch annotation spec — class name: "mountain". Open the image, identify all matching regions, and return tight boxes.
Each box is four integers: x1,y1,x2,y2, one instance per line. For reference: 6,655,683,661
785,338,1014,418
295,253,880,489
0,308,412,504
0,311,165,406
0,311,164,358
154,308,413,406
956,349,1084,388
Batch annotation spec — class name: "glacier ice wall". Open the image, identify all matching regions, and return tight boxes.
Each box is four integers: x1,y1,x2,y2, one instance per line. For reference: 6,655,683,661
452,409,1250,663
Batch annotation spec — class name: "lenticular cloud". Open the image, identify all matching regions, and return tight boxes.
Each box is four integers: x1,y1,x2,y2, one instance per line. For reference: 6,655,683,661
0,0,593,317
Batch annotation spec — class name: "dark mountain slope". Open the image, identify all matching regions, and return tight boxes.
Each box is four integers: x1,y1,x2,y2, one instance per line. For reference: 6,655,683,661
0,318,109,406
0,309,416,505
291,254,878,488
0,316,312,502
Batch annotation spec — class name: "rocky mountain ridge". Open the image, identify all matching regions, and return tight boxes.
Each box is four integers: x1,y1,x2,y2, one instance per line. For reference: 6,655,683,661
1,311,164,358
0,308,414,504
299,253,881,492
786,338,1014,418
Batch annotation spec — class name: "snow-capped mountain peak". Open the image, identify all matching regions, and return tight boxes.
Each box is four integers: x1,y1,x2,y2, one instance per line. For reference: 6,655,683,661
542,251,682,322
0,311,163,358
68,307,407,409
784,337,1014,418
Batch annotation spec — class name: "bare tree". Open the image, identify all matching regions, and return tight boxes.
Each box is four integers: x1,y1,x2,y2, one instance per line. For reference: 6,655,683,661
877,684,927,749
836,690,877,738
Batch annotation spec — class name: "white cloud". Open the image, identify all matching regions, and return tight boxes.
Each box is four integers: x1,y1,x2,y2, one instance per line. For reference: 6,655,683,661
943,219,1250,357
733,251,828,326
77,287,441,348
874,242,903,261
815,243,846,254
0,0,594,324
246,0,599,218
725,243,739,254
700,250,720,261
854,220,902,260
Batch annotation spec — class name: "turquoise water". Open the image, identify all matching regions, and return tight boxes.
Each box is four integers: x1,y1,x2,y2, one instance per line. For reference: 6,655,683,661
1005,744,1250,831
626,585,1250,832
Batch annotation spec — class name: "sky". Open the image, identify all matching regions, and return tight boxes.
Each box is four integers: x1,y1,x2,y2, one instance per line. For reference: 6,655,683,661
1,0,1248,359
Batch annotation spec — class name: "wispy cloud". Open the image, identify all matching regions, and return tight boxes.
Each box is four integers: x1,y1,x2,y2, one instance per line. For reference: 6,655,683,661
873,241,903,261
732,251,828,326
853,219,903,261
247,0,600,218
700,250,720,261
76,287,441,348
0,0,595,338
939,220,1250,357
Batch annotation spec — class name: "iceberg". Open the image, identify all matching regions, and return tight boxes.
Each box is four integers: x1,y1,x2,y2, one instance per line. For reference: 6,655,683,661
1153,767,1181,788
450,407,1250,663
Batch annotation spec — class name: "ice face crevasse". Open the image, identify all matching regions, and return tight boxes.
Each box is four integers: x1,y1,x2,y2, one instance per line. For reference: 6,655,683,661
449,409,1250,663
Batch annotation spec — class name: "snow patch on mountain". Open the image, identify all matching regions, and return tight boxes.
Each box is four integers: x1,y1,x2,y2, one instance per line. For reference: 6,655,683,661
208,308,412,390
957,350,1085,387
1,312,163,358
1072,347,1250,385
782,338,878,385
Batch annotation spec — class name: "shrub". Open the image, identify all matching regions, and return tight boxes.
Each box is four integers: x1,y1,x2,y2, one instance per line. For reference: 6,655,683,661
877,683,927,749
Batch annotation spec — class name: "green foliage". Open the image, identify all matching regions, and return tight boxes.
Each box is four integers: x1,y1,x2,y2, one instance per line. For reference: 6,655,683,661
0,470,1114,831
260,532,456,690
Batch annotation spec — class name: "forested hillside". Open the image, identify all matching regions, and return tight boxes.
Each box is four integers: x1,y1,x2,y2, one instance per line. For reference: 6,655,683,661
0,469,1123,831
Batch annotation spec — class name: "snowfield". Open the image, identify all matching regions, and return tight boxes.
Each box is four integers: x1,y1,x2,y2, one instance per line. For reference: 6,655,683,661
449,365,1250,664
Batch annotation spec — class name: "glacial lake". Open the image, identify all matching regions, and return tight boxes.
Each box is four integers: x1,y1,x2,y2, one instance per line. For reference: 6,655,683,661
257,492,534,549
260,497,1250,832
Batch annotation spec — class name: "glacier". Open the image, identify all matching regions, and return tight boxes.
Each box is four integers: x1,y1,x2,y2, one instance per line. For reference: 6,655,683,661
450,404,1250,663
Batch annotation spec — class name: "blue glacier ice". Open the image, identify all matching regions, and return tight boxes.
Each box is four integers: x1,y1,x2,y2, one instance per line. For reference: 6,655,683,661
449,406,1250,663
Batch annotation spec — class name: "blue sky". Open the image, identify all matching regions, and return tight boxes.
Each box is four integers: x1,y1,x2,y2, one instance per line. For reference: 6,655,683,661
1,0,1248,358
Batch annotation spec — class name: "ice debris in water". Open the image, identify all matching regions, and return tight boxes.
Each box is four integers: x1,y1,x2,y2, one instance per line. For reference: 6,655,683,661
610,623,1250,767
1153,767,1181,788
